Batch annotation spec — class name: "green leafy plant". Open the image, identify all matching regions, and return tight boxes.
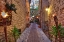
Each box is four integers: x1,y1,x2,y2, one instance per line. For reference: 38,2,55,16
52,26,58,36
5,3,17,13
51,24,64,41
11,26,20,42
52,24,64,37
58,24,64,37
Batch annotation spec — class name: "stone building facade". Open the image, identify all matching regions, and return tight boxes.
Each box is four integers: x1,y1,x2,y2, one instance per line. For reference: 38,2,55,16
0,0,30,42
48,0,64,27
47,0,64,42
39,0,64,41
0,0,30,34
39,0,64,32
39,0,49,30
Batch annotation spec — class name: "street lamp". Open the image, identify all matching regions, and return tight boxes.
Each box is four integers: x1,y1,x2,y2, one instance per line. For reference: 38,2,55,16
1,10,9,42
45,8,49,11
1,10,8,18
32,15,34,17
45,7,51,16
36,16,38,18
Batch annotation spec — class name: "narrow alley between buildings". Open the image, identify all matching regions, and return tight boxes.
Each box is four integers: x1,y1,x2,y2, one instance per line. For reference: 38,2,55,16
0,0,64,42
17,23,51,42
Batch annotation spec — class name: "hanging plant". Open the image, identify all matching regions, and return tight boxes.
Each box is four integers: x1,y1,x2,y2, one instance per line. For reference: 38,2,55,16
5,3,17,13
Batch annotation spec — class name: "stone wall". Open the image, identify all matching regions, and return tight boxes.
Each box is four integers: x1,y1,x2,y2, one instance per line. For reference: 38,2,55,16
48,0,64,42
39,0,64,41
0,0,30,42
0,0,28,33
38,0,49,29
7,0,27,33
48,0,64,28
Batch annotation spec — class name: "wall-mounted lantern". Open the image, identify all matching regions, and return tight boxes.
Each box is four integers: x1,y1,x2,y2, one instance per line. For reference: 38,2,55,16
45,8,49,11
0,10,12,26
1,10,8,18
1,10,9,42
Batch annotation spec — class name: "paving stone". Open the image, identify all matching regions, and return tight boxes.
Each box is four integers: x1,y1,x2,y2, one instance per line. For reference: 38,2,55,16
17,24,32,42
36,24,51,42
27,23,40,42
17,23,51,42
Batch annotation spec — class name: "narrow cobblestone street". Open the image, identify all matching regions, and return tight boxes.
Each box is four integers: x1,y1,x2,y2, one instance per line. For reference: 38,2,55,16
17,23,51,42
0,0,64,42
27,23,40,42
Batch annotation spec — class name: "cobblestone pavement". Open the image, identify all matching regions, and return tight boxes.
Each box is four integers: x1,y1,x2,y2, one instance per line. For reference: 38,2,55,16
36,24,51,42
17,23,51,42
17,23,32,42
27,23,40,42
